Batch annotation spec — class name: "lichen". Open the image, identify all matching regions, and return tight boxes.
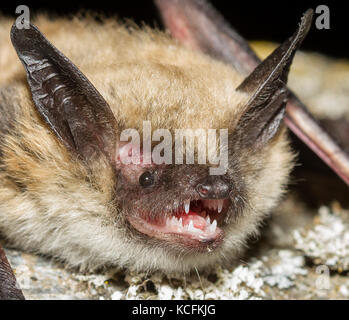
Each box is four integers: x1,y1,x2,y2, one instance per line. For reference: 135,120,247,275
293,206,349,271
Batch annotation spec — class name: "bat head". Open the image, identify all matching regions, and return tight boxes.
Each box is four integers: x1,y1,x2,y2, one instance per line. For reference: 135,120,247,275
8,11,312,273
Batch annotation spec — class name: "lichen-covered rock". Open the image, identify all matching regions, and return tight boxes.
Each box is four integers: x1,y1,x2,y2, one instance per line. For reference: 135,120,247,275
294,205,349,272
5,241,348,300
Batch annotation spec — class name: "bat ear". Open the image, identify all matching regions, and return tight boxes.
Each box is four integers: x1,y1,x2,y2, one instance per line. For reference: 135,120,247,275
235,10,313,148
10,23,118,163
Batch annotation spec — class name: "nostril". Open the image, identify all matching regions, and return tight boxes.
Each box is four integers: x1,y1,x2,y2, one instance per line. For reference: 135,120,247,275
196,178,231,199
196,183,211,198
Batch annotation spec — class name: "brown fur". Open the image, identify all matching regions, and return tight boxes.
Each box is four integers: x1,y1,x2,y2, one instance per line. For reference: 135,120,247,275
0,15,294,273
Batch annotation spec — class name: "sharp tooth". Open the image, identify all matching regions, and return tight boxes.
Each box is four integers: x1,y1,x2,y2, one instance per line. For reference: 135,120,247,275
171,216,177,227
218,200,223,213
188,220,195,232
212,219,217,231
209,220,217,233
177,218,183,232
206,216,211,224
184,200,190,214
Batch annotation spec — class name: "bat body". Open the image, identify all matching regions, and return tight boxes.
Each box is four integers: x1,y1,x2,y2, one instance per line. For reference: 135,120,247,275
0,9,311,275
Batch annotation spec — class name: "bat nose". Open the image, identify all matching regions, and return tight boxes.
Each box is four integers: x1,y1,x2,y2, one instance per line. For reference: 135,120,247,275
196,176,231,199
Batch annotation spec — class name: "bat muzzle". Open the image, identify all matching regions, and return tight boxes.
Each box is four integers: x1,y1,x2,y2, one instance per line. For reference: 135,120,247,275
196,176,231,199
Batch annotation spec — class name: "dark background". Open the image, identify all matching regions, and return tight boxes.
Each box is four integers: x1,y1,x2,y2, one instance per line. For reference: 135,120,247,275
0,0,348,59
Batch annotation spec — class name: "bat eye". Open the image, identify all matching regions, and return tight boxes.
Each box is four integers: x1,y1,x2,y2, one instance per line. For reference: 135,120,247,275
139,171,154,188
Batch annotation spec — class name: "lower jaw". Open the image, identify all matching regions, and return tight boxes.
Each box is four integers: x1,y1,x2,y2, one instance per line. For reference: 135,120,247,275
127,200,229,252
129,216,224,251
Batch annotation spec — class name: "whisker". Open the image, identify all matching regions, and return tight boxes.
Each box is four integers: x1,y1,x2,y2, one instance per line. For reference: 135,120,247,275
194,266,205,299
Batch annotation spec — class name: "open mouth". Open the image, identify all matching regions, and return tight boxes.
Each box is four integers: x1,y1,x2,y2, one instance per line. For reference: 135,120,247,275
127,198,230,250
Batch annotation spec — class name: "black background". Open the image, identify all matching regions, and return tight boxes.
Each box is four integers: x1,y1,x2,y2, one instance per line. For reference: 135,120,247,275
1,0,348,58
0,300,345,317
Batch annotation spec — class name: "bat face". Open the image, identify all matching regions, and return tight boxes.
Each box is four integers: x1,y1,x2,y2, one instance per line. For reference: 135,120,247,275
116,148,238,251
0,10,311,273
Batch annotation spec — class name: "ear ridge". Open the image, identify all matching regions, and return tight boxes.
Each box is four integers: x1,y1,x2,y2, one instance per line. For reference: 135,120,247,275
234,10,313,148
237,9,313,104
10,23,118,163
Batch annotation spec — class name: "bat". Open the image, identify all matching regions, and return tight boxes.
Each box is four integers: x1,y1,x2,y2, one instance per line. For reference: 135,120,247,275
0,0,346,299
